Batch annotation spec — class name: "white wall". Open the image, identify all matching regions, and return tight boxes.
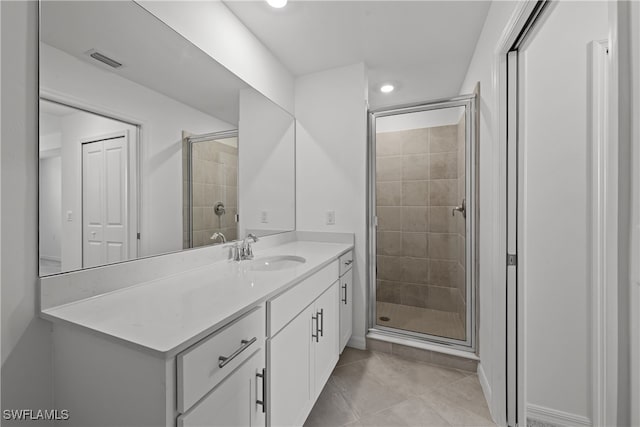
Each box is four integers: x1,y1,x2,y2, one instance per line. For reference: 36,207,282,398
521,1,607,421
39,156,62,262
295,63,368,348
41,43,233,260
457,2,522,423
1,1,54,423
238,88,295,236
137,0,295,115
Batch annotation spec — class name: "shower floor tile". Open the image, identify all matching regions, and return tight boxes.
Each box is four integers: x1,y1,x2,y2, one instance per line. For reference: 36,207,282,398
376,301,465,340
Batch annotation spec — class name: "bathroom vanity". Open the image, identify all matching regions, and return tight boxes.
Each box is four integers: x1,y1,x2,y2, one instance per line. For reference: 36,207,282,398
40,237,354,427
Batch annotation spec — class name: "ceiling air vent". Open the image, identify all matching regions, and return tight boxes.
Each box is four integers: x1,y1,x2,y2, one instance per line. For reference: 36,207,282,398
85,49,122,69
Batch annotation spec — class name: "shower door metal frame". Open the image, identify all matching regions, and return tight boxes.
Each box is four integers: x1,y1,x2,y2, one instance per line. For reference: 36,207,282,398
367,94,478,352
185,129,238,248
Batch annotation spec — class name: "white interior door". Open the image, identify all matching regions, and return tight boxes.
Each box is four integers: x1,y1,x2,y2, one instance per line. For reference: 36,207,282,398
82,132,129,268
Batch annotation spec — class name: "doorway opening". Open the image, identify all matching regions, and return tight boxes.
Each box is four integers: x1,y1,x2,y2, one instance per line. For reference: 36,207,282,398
368,95,478,351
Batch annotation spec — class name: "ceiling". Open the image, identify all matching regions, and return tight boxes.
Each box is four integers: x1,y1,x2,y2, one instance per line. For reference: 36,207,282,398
224,1,491,108
40,1,248,125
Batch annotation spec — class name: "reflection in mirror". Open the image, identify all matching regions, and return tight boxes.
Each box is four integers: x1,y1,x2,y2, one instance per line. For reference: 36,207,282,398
182,130,239,249
39,1,295,276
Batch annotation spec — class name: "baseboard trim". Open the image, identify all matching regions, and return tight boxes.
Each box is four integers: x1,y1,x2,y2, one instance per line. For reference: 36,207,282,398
477,363,495,421
527,404,591,427
347,335,366,350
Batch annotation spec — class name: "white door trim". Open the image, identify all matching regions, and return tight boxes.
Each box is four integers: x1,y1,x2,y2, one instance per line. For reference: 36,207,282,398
492,2,540,425
628,2,640,425
588,39,616,427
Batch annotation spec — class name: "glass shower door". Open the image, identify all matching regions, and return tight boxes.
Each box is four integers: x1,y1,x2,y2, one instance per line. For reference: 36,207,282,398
370,96,475,349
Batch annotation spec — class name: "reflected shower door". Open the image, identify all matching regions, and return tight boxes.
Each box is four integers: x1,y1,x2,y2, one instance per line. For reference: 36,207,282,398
183,130,239,248
371,98,475,348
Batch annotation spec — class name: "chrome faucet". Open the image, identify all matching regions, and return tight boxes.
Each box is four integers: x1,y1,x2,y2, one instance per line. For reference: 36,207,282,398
210,232,226,244
230,233,259,262
242,233,259,260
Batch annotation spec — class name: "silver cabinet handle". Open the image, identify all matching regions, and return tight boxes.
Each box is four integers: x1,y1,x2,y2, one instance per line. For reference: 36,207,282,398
342,283,348,304
344,259,353,266
218,337,257,368
452,198,466,219
312,313,319,342
318,309,324,337
256,368,266,413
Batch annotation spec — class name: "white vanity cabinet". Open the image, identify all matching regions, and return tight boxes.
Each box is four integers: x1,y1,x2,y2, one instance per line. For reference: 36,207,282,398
178,350,265,427
177,306,266,427
338,250,353,352
50,306,266,427
267,261,340,427
43,240,355,427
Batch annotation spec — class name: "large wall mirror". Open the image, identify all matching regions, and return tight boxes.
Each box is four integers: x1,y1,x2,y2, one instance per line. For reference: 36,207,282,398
39,1,296,276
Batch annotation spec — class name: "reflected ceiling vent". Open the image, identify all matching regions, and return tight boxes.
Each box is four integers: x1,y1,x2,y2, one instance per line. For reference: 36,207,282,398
85,49,123,69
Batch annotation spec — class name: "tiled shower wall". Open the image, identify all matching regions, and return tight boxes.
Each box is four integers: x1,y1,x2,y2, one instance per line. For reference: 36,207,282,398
183,139,238,248
376,122,466,322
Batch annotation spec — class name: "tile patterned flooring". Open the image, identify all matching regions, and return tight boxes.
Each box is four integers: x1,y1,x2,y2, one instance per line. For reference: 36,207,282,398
304,348,495,427
376,302,466,341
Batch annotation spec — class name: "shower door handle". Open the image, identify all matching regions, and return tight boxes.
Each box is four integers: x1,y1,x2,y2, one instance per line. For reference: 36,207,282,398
452,199,466,219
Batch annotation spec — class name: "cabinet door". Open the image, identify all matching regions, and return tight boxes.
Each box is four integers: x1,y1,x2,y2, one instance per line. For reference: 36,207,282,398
269,305,314,427
339,269,353,353
313,281,339,397
178,349,265,427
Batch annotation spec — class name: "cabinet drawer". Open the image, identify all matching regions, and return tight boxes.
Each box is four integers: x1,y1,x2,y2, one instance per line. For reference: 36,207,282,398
339,251,353,276
177,306,265,413
268,261,338,337
178,349,264,427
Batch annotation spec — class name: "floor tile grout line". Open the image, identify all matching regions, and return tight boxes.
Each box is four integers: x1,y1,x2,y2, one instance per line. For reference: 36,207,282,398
310,349,494,427
331,358,415,424
415,380,496,425
414,389,495,427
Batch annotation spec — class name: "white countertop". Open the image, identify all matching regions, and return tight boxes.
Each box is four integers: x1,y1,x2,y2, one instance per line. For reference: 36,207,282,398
41,241,353,358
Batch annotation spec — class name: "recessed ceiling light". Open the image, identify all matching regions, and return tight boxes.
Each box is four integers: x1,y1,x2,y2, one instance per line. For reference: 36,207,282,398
380,84,394,93
266,0,287,8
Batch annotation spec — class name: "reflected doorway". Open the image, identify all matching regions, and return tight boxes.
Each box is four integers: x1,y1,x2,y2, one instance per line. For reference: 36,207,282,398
39,99,139,275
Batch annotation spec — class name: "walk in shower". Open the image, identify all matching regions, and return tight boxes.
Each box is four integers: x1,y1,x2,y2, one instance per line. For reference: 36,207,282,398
368,95,477,350
182,130,239,249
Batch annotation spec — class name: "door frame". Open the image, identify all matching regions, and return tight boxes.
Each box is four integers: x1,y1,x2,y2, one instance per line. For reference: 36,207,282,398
183,129,239,249
500,1,622,425
629,3,640,425
39,91,142,259
366,94,478,352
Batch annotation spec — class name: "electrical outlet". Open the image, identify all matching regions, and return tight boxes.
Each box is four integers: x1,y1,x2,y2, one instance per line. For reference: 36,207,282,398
326,210,336,225
66,210,73,222
261,211,268,223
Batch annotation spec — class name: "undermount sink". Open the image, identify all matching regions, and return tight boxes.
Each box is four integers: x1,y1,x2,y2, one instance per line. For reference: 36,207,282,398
250,255,306,271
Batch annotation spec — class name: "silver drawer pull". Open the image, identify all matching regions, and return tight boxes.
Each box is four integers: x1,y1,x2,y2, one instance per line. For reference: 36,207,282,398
344,260,353,266
342,283,348,304
256,369,266,413
312,313,319,342
218,337,257,368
